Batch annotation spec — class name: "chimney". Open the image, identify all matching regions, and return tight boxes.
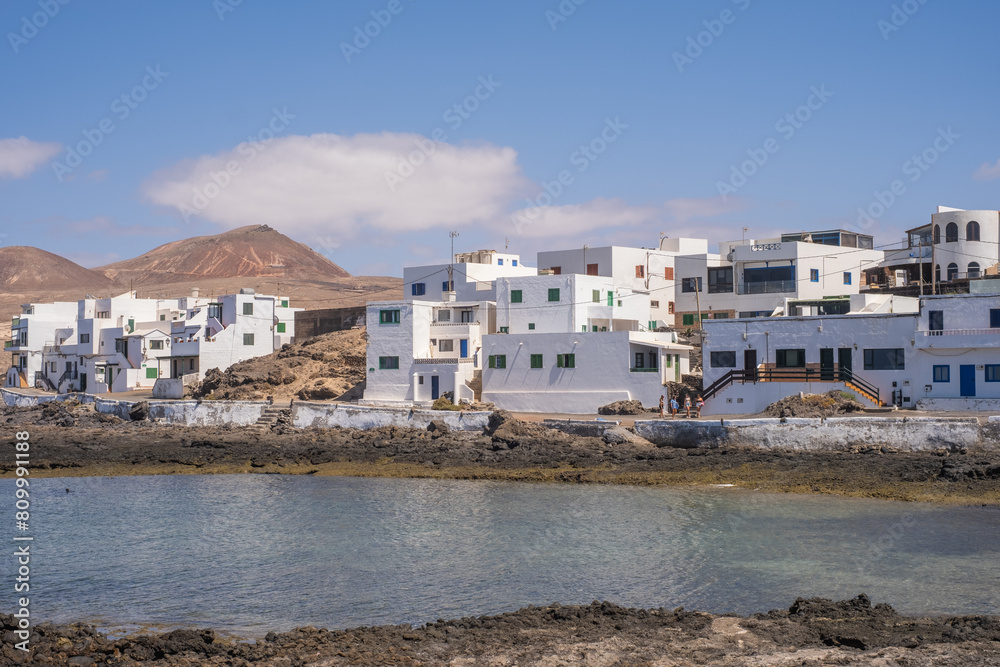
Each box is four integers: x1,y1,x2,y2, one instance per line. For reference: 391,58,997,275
191,287,200,298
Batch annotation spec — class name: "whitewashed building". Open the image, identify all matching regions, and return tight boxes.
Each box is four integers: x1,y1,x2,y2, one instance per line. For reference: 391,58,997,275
4,289,300,393
700,289,1000,414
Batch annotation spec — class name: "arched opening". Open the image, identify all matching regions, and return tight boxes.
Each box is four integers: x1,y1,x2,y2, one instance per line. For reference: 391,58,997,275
947,263,958,281
968,262,981,279
946,223,958,242
967,220,981,241
933,225,941,244
935,264,941,283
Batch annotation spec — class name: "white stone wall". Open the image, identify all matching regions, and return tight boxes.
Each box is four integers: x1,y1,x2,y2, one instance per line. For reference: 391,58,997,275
293,402,490,430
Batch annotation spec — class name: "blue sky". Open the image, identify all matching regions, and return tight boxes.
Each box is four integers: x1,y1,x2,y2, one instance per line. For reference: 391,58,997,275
2,0,998,277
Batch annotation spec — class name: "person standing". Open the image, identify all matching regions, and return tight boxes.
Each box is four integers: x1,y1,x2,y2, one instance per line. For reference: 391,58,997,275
669,396,680,419
659,395,665,418
683,395,692,418
695,395,705,418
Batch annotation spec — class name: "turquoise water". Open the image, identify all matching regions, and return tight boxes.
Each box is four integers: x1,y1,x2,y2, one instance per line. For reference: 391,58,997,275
2,475,998,635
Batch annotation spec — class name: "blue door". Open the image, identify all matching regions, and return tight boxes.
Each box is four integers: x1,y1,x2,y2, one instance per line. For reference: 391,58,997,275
460,339,468,358
960,365,976,397
431,376,440,400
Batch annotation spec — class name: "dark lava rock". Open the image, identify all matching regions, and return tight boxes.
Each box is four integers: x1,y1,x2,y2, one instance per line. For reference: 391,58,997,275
427,420,450,435
129,401,150,421
598,400,646,415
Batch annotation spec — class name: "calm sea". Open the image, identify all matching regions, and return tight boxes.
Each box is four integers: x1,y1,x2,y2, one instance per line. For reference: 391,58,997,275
1,474,997,635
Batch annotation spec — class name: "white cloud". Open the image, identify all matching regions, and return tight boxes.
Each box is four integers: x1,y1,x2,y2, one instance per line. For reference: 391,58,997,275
509,196,747,239
973,159,1000,182
0,137,62,179
142,132,528,237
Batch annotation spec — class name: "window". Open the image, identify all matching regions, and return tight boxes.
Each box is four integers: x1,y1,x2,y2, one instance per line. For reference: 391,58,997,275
208,303,223,319
592,290,600,303
843,272,852,285
933,365,950,382
863,348,905,370
635,265,645,278
499,327,509,334
711,351,737,368
460,310,473,323
607,291,613,307
945,222,958,242
648,321,657,330
648,352,657,369
418,376,424,385
681,277,702,292
668,302,674,314
986,365,1000,382
498,259,504,265
96,311,110,319
550,266,561,275
582,325,588,332
150,340,164,350
528,323,535,330
115,339,126,354
160,314,166,321
530,354,543,369
379,356,399,369
682,314,695,326
281,299,288,308
664,267,674,280
591,326,597,332
810,269,819,282
928,311,943,331
190,359,195,370
276,322,286,333
411,283,426,296
587,263,598,276
775,349,806,368
243,302,254,315
968,262,981,279
512,260,518,266
488,354,506,369
243,333,255,345
947,263,958,281
80,333,90,344
701,313,709,319
967,221,980,241
556,353,575,368
146,368,158,379
437,310,451,322
442,281,453,291
991,309,1000,328
439,339,454,352
714,312,729,319
548,288,560,302
935,265,941,283
510,290,522,303
933,225,940,244
379,309,401,324
650,300,659,308
707,267,733,294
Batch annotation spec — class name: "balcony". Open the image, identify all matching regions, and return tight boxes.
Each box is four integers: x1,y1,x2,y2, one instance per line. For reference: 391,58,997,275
916,328,1000,349
4,340,13,349
738,280,796,295
629,367,660,373
414,357,475,364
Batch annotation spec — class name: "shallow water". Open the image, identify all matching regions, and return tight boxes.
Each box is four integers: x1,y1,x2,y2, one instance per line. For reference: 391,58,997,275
2,475,998,634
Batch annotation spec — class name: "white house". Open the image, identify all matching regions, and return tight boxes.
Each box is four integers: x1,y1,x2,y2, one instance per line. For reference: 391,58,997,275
700,289,1000,414
4,289,301,393
403,249,535,303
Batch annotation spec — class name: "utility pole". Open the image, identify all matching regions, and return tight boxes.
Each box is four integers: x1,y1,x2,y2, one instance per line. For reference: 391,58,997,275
582,244,588,273
931,227,937,295
693,277,703,331
917,237,924,296
448,231,459,291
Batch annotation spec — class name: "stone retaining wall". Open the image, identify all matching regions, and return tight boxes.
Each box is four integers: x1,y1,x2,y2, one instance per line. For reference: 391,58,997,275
1,389,95,408
540,419,622,438
634,416,997,452
293,402,490,431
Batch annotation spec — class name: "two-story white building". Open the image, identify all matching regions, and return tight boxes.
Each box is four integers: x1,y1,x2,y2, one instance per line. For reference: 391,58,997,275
4,289,301,393
700,288,1000,414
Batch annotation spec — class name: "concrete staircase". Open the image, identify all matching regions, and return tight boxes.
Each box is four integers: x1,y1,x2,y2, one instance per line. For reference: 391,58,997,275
250,405,291,432
466,371,483,402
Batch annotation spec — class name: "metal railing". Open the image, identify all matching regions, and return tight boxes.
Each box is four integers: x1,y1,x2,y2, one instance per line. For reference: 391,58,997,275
738,280,796,295
629,367,659,373
702,367,881,405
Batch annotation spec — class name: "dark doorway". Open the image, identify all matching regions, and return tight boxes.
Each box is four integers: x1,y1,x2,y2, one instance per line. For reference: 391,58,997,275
431,375,440,400
960,365,976,397
744,349,757,382
838,348,853,381
820,348,835,381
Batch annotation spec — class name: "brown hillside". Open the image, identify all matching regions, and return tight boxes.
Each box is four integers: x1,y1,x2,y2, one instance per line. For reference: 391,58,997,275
0,247,116,291
97,225,351,285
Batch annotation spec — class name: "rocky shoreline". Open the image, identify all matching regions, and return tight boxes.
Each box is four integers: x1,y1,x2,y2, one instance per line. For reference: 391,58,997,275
4,595,1000,665
2,402,1000,504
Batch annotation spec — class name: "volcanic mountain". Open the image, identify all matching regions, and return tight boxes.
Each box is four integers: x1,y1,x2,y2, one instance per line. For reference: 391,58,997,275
0,246,116,291
97,225,351,285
